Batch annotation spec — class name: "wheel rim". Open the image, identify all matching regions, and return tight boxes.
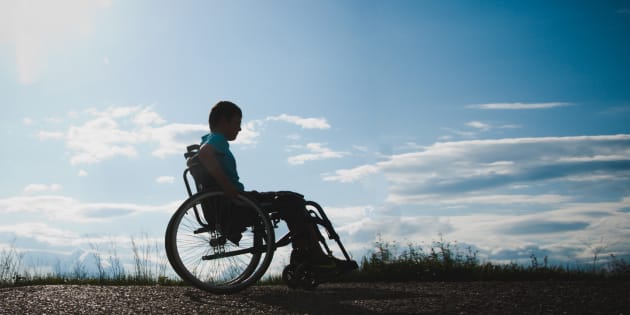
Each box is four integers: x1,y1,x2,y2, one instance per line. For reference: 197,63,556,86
166,192,275,293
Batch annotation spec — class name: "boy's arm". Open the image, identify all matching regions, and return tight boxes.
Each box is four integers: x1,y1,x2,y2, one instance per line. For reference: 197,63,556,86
197,144,239,198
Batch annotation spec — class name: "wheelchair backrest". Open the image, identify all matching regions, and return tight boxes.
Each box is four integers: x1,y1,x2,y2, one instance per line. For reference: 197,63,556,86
185,144,221,192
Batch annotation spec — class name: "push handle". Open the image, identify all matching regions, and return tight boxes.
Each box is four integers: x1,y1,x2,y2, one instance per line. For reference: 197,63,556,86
184,144,201,159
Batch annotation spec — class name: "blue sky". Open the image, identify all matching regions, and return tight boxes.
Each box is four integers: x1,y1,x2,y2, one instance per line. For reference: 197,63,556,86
1,0,630,275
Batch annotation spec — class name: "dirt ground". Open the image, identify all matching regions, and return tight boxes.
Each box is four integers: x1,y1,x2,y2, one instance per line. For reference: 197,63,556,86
1,281,628,314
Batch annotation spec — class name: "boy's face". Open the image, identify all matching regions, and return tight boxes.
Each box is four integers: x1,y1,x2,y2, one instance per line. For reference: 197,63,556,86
223,115,242,141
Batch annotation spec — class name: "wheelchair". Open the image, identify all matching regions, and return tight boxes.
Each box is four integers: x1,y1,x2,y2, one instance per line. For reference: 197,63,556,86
164,144,358,294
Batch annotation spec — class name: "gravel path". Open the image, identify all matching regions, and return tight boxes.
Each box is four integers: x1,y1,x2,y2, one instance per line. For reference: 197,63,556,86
1,281,629,314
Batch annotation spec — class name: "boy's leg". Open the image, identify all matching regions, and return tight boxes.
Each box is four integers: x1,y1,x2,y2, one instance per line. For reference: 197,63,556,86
269,192,339,268
247,191,321,250
247,191,343,268
267,192,311,249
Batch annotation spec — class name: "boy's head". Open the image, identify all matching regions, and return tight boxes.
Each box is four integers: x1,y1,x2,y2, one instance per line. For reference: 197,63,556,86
209,101,242,140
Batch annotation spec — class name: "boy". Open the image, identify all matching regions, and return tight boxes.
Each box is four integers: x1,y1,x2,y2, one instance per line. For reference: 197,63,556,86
194,100,345,268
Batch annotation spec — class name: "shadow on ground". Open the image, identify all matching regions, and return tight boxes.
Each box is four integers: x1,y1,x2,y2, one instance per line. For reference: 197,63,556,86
253,287,428,314
183,284,445,314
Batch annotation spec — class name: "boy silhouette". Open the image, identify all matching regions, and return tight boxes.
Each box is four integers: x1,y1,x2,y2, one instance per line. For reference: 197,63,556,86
193,100,348,269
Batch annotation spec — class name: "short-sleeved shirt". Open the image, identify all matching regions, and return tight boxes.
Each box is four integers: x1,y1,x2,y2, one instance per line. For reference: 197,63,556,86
201,132,245,192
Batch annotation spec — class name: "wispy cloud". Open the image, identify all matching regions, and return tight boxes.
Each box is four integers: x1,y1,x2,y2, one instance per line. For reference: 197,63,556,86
37,107,336,165
147,123,209,158
0,223,81,247
0,223,140,249
331,196,630,264
466,121,491,130
288,143,348,165
267,114,331,129
234,120,262,145
387,193,572,206
155,176,174,184
468,102,573,110
0,194,179,222
323,164,380,182
441,127,477,138
325,134,630,207
441,197,630,259
23,184,63,194
323,134,630,264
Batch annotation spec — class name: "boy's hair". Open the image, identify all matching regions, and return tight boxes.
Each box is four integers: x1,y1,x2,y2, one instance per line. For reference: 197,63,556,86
209,101,242,131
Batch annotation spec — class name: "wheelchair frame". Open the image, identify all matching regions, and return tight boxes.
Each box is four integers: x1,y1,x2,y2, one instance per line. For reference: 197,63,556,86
164,144,355,293
182,167,352,262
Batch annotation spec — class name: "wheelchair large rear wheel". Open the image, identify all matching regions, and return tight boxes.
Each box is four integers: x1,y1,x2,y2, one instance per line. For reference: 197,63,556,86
165,191,275,294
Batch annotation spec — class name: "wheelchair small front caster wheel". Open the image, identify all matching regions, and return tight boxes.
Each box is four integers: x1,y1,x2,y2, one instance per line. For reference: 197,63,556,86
295,263,319,290
282,264,300,289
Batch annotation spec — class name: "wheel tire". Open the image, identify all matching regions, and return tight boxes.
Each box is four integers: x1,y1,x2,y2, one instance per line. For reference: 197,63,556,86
165,191,275,294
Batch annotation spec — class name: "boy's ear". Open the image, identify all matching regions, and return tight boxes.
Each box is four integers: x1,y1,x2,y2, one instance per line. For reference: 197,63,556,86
216,116,228,126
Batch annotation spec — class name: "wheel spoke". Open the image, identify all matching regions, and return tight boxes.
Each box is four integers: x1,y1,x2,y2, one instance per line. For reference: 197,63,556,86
165,191,275,293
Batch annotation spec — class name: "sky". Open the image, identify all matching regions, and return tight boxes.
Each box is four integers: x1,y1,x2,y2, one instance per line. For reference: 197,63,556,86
1,0,630,276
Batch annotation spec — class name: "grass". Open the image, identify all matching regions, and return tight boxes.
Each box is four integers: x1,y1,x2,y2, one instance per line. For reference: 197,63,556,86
335,234,630,283
2,234,629,287
1,234,176,287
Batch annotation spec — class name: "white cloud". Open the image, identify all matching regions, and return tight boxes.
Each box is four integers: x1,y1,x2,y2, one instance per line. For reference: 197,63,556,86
335,215,454,245
77,169,88,177
38,106,207,164
23,184,63,194
0,223,142,250
331,196,630,266
386,193,572,206
156,176,175,184
0,222,81,247
148,123,208,158
325,134,630,208
38,108,336,165
441,127,477,138
466,121,491,130
288,143,348,165
133,107,166,126
499,124,521,129
0,194,180,222
320,135,630,265
468,102,573,110
556,155,629,163
323,205,375,226
233,120,262,145
0,0,112,84
23,117,33,125
66,116,140,164
444,197,630,259
267,114,331,129
323,164,380,183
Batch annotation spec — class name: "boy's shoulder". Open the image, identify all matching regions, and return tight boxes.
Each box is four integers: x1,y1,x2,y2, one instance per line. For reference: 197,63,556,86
201,133,228,153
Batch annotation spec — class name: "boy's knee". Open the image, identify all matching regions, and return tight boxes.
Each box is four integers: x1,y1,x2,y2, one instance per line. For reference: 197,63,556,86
273,192,307,220
273,192,304,207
